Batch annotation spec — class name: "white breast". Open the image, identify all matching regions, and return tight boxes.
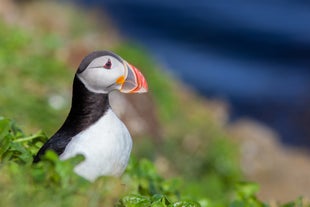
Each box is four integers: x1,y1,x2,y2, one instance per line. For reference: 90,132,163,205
60,109,132,181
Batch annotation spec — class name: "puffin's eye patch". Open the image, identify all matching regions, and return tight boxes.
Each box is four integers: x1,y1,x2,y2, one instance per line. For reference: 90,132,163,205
103,58,112,69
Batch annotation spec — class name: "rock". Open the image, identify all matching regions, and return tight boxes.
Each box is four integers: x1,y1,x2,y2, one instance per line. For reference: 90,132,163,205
228,119,310,202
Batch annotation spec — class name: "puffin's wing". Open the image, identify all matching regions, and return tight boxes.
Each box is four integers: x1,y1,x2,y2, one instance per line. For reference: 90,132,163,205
33,134,72,163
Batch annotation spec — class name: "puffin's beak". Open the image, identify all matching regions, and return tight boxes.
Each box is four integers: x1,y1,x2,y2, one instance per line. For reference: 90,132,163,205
119,62,148,93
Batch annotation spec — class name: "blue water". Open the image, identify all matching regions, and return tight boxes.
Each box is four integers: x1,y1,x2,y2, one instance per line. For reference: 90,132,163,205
77,0,310,146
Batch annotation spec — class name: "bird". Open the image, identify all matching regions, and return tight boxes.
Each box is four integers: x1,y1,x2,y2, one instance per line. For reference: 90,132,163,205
33,50,148,181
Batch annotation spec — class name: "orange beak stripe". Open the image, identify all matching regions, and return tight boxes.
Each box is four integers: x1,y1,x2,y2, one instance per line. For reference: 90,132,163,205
116,75,125,85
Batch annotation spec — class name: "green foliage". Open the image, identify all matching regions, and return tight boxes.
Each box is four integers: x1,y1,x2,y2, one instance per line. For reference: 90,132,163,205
230,182,267,207
1,117,308,207
0,117,200,207
117,194,200,207
0,117,46,164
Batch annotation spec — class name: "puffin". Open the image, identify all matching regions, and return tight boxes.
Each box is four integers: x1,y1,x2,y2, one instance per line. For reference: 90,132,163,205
33,50,148,181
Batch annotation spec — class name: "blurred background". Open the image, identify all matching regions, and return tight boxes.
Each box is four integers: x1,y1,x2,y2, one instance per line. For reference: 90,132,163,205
78,0,310,147
1,0,310,204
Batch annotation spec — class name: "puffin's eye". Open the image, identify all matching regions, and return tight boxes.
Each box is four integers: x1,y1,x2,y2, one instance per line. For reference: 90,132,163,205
103,58,112,69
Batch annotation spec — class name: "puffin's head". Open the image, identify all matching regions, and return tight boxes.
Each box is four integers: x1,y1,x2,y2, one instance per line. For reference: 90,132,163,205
76,51,148,94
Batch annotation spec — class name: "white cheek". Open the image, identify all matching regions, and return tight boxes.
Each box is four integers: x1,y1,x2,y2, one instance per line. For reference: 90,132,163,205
78,68,123,93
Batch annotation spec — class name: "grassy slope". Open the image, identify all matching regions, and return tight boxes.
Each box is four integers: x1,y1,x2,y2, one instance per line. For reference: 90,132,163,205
0,1,307,207
0,21,71,135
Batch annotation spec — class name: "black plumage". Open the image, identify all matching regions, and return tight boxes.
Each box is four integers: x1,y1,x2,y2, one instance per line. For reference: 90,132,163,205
33,75,109,163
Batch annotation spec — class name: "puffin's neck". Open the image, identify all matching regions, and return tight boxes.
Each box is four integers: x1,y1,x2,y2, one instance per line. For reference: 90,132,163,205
59,75,110,135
